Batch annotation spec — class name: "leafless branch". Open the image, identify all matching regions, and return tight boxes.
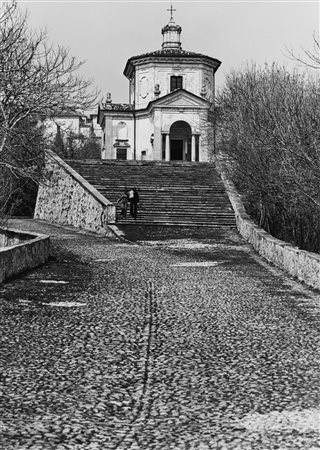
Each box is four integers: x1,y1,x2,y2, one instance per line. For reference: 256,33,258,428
0,0,99,219
286,33,320,70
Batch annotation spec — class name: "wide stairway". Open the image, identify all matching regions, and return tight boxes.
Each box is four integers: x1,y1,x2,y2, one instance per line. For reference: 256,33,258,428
66,160,236,227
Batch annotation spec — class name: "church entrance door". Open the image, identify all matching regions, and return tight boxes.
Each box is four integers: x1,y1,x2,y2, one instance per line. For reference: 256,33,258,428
169,121,191,162
170,140,183,160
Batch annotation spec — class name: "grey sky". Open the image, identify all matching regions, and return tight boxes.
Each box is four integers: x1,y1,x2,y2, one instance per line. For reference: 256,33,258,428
21,1,319,103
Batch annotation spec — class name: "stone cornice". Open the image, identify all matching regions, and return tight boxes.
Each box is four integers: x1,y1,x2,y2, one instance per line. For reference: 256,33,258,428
147,89,211,110
124,50,221,79
98,103,134,126
98,89,213,122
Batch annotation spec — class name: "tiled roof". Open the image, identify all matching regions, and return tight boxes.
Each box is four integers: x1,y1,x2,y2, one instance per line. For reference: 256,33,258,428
138,49,204,56
101,103,134,111
127,48,220,62
124,49,221,78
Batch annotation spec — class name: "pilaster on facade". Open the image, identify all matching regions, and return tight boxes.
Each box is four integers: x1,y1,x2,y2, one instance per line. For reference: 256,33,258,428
191,134,196,162
165,133,170,161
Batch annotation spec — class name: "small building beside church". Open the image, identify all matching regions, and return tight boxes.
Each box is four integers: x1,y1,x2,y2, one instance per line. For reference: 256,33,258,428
44,111,102,143
97,9,221,162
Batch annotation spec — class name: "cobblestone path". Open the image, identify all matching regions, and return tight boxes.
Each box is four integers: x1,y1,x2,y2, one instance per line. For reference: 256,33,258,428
0,220,319,450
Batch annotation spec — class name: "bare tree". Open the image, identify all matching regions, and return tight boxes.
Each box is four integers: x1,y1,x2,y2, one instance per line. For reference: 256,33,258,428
286,33,320,70
216,63,320,252
0,1,98,222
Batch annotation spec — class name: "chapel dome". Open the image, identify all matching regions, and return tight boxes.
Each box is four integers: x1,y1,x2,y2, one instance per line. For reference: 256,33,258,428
123,7,221,79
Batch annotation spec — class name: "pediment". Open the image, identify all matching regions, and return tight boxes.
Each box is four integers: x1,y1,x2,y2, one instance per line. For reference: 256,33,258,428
148,90,209,110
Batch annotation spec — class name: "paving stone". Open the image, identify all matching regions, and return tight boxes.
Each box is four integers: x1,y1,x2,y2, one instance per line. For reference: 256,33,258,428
0,219,319,449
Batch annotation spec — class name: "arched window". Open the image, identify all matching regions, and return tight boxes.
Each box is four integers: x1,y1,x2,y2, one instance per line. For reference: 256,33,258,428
117,122,128,140
114,121,130,160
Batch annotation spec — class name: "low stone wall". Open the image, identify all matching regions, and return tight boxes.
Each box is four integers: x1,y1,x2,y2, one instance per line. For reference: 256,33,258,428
218,169,320,291
0,228,50,283
0,229,29,248
34,151,116,235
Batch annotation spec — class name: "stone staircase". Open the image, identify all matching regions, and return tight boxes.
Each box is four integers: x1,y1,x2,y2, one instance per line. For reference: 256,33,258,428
66,160,236,227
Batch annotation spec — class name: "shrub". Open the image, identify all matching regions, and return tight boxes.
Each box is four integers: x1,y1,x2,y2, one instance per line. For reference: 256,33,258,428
216,64,320,252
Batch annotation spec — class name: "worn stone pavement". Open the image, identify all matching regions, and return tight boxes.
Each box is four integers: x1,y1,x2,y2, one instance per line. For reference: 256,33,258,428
0,219,319,450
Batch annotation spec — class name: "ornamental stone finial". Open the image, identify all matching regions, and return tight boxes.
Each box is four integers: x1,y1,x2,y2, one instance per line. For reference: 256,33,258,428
154,83,161,97
200,84,207,98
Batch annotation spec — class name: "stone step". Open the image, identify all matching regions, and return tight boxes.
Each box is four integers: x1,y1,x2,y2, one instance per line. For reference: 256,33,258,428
117,220,236,227
116,205,233,211
66,159,236,228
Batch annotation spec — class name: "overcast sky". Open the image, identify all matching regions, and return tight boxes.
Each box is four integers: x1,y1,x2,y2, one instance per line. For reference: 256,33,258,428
20,0,319,104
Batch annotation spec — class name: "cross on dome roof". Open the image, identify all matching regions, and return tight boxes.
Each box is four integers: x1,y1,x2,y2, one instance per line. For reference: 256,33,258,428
167,4,176,21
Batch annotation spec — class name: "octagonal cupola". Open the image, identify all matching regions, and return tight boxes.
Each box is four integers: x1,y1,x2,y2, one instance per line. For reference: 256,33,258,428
161,6,182,51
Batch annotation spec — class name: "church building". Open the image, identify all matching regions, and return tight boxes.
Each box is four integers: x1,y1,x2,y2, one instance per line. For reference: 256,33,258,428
97,8,221,162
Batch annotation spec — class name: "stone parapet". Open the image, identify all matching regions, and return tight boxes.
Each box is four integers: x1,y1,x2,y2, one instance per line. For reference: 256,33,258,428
34,151,116,236
217,161,320,291
0,228,49,283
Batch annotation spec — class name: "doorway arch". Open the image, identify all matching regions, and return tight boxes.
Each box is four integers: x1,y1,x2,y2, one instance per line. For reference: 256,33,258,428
169,121,191,161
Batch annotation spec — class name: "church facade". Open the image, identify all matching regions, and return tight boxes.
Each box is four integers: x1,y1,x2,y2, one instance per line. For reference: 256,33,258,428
97,10,221,162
